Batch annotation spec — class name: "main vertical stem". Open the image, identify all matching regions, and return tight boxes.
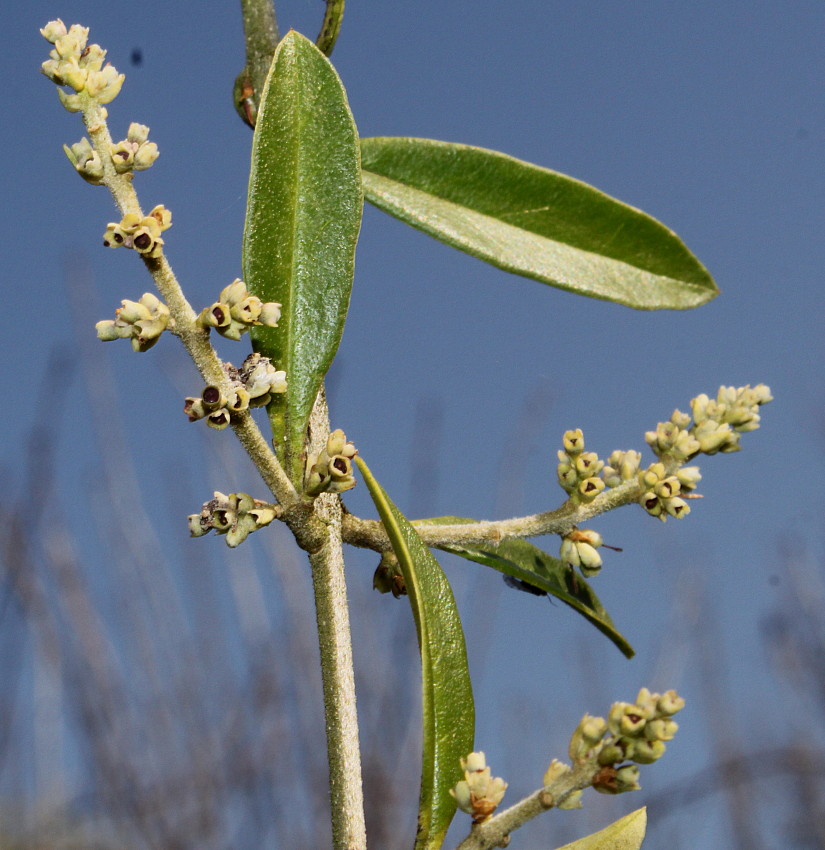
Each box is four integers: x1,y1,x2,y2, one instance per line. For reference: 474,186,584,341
307,389,366,850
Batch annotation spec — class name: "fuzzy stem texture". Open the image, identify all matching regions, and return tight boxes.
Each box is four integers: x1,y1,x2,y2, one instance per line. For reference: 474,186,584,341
454,760,600,850
82,99,298,508
306,389,366,850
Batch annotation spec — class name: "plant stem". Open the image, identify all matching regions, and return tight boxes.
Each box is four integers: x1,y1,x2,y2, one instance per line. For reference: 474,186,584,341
454,760,598,850
306,390,367,850
316,0,346,55
342,476,646,552
240,0,280,100
82,98,299,509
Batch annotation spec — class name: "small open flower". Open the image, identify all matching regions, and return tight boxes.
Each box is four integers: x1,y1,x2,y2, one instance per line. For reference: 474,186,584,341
450,752,507,824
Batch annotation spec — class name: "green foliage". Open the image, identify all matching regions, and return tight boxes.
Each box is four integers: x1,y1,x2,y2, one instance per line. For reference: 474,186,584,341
361,137,717,310
356,459,475,850
424,518,634,658
244,31,362,484
554,807,647,850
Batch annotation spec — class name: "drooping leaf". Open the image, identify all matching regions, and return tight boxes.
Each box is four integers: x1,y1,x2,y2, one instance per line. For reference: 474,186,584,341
422,518,633,658
554,807,647,850
244,31,362,483
356,459,474,850
360,137,716,310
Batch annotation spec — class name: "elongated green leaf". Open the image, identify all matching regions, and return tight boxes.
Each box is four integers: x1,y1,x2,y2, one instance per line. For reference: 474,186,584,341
423,518,633,658
554,807,646,850
355,459,474,850
244,31,362,482
361,137,716,310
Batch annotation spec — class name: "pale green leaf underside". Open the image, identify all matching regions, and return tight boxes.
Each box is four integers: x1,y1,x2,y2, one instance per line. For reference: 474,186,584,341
361,137,717,310
244,32,362,482
554,807,647,850
423,518,633,658
356,459,474,850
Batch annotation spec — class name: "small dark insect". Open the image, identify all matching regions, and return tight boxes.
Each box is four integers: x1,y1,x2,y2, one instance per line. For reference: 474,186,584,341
130,47,143,67
503,575,547,597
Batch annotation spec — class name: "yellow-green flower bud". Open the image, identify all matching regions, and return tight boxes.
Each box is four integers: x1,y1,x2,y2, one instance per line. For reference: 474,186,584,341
198,303,232,329
258,301,282,327
557,790,583,810
563,429,584,454
676,466,702,490
577,476,605,502
630,739,666,764
451,752,507,823
133,142,159,171
64,138,104,183
147,205,172,231
574,452,603,477
229,387,250,412
85,65,124,103
657,690,685,716
184,397,206,421
664,497,690,519
645,718,678,742
57,88,84,112
188,513,209,537
569,714,607,761
41,20,68,43
450,780,473,815
127,122,150,144
230,295,263,324
614,765,641,793
608,702,646,738
640,491,664,520
542,759,570,787
597,743,625,766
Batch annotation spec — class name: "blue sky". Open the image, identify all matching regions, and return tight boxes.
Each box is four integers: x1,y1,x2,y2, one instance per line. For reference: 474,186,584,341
4,2,825,847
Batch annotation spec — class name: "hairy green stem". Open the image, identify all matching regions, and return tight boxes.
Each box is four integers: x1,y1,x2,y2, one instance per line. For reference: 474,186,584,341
240,0,280,101
342,476,647,552
316,0,346,55
307,390,367,850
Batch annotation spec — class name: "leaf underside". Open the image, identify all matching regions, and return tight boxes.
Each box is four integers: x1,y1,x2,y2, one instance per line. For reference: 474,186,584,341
361,137,717,311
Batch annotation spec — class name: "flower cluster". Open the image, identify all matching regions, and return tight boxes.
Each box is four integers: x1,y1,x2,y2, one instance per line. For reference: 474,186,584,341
197,279,282,341
689,383,773,453
188,491,277,548
556,429,605,503
95,292,171,352
41,20,124,111
556,384,772,533
565,687,684,795
636,461,701,521
560,529,621,577
184,353,287,430
450,752,508,824
110,122,159,174
304,429,358,497
103,205,172,259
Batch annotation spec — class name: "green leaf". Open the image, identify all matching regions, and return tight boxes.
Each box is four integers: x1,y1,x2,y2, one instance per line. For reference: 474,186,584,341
554,808,647,850
355,459,474,850
360,137,716,310
244,31,362,483
423,518,633,658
